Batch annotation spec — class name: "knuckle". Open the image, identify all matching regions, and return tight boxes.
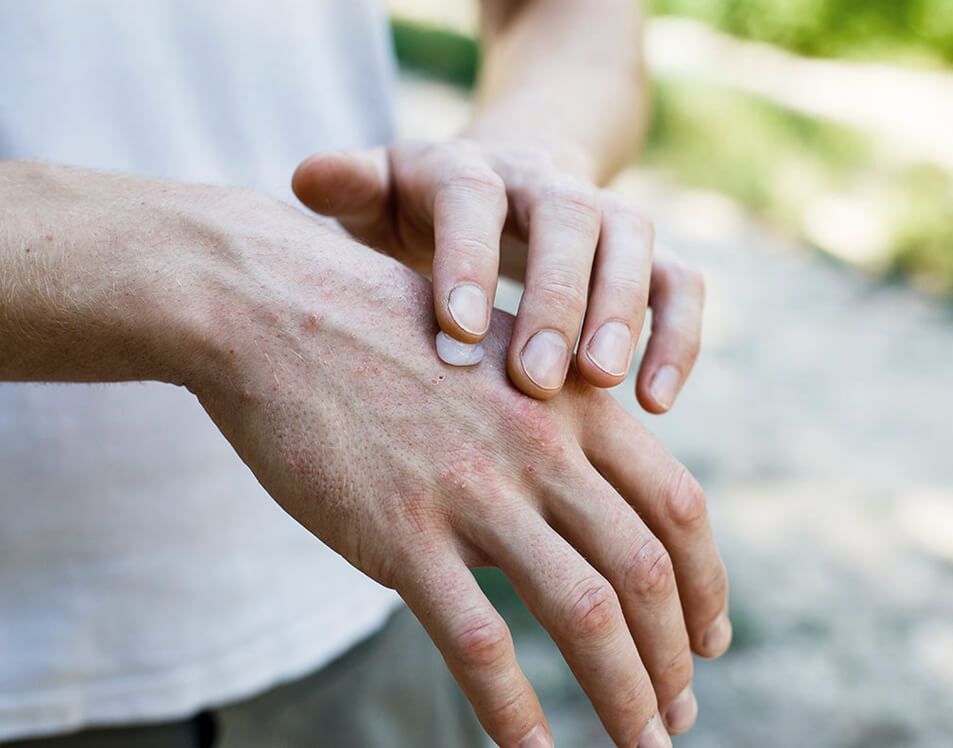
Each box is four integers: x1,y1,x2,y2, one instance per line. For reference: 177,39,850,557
601,195,655,238
623,536,676,599
612,680,659,740
451,615,513,670
383,489,444,536
665,468,708,527
603,275,649,309
663,257,705,295
500,396,573,462
628,211,655,242
435,451,507,515
447,165,505,197
560,577,622,641
483,688,528,735
659,643,694,692
697,563,730,608
443,234,495,265
540,182,601,230
533,271,588,316
437,449,494,491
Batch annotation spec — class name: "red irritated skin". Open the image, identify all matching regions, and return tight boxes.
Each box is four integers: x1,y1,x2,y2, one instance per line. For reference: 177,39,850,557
1,162,730,748
292,0,706,413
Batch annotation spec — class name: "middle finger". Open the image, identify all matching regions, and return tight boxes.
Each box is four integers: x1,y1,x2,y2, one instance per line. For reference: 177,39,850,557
545,463,698,736
461,499,673,748
507,180,602,399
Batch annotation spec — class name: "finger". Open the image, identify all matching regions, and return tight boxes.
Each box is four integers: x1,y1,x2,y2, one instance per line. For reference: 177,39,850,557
546,465,698,735
577,196,654,389
507,181,602,399
291,148,390,238
583,401,731,660
430,162,507,343
636,253,705,413
463,503,672,748
397,545,552,748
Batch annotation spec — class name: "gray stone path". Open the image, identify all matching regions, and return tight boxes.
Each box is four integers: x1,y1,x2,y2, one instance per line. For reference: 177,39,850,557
399,76,953,748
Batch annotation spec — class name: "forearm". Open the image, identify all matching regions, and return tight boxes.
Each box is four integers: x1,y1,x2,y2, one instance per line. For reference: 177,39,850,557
0,161,227,385
467,0,648,182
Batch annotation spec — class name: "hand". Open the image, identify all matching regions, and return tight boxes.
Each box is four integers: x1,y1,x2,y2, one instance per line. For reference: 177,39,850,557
182,197,731,747
291,139,704,410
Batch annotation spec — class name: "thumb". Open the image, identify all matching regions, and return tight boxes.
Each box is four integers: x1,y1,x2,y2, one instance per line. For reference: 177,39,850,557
292,148,390,228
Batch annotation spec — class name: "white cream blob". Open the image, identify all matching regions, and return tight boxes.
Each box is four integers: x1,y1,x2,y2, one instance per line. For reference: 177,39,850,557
435,331,485,367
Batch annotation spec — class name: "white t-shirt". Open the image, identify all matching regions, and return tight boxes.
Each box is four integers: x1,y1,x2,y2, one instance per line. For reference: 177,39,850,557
0,1,402,741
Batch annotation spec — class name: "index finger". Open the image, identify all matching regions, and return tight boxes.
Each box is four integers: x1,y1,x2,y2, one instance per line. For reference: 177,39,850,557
430,162,508,343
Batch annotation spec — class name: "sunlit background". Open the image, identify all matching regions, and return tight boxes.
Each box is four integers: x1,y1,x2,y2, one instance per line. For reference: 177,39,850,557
387,2,953,746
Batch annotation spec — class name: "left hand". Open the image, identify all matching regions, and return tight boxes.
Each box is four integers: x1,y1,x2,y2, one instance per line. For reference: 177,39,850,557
292,138,704,409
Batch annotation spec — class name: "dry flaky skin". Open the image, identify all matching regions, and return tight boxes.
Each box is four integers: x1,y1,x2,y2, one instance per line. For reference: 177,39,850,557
183,195,729,747
1,163,728,748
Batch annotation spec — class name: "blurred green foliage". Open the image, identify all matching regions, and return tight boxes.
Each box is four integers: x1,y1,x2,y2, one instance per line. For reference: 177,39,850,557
888,166,953,286
642,80,953,291
644,79,872,218
649,0,953,67
391,18,479,87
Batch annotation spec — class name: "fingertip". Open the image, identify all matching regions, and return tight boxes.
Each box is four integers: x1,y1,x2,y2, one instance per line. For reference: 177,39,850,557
636,378,669,415
441,282,491,342
291,151,347,211
577,353,628,390
290,153,320,197
697,612,732,659
663,686,698,736
637,363,682,414
577,320,634,389
292,149,387,216
508,329,570,400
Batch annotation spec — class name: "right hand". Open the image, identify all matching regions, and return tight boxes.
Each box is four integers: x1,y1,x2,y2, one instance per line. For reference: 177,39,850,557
181,193,731,748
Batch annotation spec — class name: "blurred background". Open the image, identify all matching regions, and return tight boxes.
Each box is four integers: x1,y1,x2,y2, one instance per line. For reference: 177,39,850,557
387,2,953,746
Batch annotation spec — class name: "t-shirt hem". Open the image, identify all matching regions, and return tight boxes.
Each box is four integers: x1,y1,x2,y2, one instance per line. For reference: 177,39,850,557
0,593,402,743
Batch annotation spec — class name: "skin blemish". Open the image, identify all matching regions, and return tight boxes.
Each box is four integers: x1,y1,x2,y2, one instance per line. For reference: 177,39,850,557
301,312,322,331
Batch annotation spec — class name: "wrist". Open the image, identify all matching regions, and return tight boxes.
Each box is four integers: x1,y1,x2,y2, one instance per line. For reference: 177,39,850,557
167,188,426,402
461,116,599,182
146,185,320,392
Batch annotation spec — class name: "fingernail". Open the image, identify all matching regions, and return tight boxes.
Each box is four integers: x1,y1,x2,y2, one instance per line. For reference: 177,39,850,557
638,713,672,748
520,330,570,390
649,364,681,410
585,321,632,377
703,612,733,656
448,283,489,335
664,686,698,735
519,724,553,748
